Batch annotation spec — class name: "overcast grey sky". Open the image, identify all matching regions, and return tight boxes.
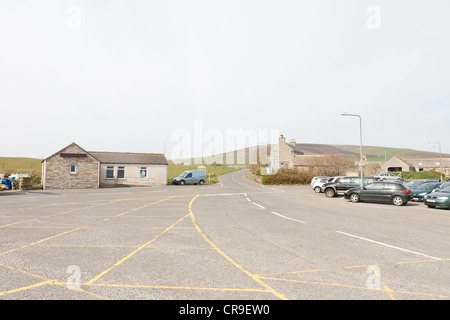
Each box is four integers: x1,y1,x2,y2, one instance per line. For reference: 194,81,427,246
1,0,449,159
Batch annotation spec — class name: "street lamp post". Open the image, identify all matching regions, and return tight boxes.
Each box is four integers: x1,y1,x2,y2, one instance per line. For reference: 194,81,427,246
429,141,443,182
341,112,364,187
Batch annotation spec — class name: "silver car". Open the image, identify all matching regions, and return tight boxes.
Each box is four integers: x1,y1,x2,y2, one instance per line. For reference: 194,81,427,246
374,173,402,181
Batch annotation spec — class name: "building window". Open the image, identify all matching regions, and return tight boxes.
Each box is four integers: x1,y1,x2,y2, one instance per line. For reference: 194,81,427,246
117,166,125,179
140,167,147,179
106,166,114,179
70,165,76,174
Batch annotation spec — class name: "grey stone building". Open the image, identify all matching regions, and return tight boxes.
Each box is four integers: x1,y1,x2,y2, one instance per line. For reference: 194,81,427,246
41,143,168,190
381,155,450,175
41,143,100,190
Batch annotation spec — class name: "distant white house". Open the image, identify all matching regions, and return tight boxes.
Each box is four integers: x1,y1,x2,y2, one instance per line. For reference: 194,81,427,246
268,135,304,173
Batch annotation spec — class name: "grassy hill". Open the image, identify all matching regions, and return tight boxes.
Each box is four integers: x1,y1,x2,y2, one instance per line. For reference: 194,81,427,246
3,144,448,175
170,143,449,165
335,145,450,162
0,157,42,174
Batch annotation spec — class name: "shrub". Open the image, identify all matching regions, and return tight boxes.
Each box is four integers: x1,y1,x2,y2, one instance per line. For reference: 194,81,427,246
401,170,446,180
261,168,314,185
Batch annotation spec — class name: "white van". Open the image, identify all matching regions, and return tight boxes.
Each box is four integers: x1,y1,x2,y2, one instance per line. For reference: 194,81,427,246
172,170,207,185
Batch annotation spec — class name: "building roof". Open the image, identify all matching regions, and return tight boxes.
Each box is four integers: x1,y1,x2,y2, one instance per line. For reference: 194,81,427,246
290,155,327,166
88,151,168,165
42,142,99,162
407,158,450,168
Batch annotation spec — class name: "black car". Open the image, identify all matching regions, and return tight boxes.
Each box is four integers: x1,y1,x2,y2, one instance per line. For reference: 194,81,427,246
323,176,377,198
344,181,413,206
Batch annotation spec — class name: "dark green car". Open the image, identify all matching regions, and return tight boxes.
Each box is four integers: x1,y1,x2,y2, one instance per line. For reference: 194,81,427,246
411,182,442,201
423,186,450,209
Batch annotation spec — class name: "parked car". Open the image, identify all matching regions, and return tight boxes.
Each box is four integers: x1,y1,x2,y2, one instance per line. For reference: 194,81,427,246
312,177,329,193
411,182,442,201
374,173,402,181
431,179,450,193
320,176,344,193
344,182,413,206
423,186,450,209
310,176,329,187
172,170,206,185
405,179,438,191
323,176,376,198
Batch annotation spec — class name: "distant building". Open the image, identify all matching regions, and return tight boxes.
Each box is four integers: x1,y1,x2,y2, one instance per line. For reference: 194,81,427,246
268,135,376,176
41,143,168,190
381,155,450,175
268,135,304,173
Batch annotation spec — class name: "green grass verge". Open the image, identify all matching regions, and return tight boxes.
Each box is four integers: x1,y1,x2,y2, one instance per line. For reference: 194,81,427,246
401,171,447,180
0,157,42,174
167,164,242,184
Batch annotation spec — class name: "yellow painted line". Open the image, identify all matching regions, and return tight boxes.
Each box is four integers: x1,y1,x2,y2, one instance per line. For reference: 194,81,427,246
0,280,53,296
260,276,450,299
0,263,50,281
256,258,450,277
0,218,37,228
0,263,111,300
86,212,190,285
38,244,139,248
255,269,326,277
5,226,76,229
260,275,378,290
0,196,177,256
87,283,270,293
382,282,397,300
188,195,288,300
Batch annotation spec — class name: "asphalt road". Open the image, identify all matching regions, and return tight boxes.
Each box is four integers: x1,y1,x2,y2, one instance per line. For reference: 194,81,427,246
1,169,450,300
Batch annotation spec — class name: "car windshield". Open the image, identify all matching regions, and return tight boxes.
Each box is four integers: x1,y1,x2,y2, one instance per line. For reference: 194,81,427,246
441,181,450,188
406,180,427,187
180,171,189,177
440,186,450,193
416,183,435,190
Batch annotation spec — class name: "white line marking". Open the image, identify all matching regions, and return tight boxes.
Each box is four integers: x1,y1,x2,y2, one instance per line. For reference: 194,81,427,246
251,202,265,209
271,212,306,224
201,193,247,197
336,231,441,260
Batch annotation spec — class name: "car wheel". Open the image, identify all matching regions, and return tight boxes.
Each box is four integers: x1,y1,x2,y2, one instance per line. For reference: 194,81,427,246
349,193,360,203
392,196,404,206
325,188,336,198
314,186,321,193
199,180,205,185
180,180,185,185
